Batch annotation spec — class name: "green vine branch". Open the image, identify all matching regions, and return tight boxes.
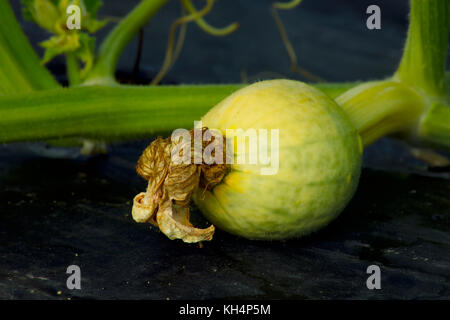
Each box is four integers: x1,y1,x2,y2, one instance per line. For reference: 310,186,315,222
0,0,60,95
395,0,449,99
0,82,358,143
84,0,170,85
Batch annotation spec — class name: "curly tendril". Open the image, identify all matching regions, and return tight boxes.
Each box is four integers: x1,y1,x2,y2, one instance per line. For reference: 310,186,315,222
273,0,303,10
170,5,188,69
181,0,239,36
271,0,323,82
151,0,239,85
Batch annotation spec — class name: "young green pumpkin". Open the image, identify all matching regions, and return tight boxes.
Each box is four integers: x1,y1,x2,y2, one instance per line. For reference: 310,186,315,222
192,79,362,240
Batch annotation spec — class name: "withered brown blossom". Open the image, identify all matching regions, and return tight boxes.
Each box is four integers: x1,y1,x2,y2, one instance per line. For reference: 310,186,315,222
132,128,229,243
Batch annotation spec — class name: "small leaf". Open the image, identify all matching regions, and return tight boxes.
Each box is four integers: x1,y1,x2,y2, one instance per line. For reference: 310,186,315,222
40,33,80,64
84,17,108,33
21,0,107,81
82,0,108,33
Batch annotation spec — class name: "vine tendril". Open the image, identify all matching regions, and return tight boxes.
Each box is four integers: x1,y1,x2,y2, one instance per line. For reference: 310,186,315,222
151,0,215,85
181,0,239,36
273,0,303,10
271,0,324,82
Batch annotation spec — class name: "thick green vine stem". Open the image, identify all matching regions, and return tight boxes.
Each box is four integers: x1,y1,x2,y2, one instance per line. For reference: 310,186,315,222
418,102,450,149
0,84,240,142
0,0,60,94
0,75,449,147
392,0,450,149
336,78,450,150
0,82,356,143
395,0,449,100
84,0,170,85
336,80,426,147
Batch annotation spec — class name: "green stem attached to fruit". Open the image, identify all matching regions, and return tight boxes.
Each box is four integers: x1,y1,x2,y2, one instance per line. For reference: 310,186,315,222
0,82,357,143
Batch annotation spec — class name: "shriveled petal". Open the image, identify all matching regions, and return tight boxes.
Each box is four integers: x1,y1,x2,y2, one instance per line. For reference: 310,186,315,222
200,163,229,190
132,192,158,226
165,164,200,205
133,128,229,243
137,137,171,182
156,200,215,243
